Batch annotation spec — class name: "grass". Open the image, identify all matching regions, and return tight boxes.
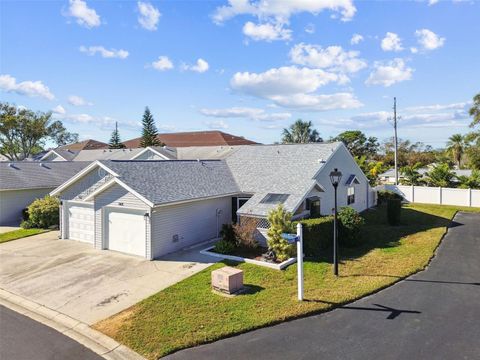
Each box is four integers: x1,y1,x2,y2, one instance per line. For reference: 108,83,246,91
0,228,48,244
94,204,480,359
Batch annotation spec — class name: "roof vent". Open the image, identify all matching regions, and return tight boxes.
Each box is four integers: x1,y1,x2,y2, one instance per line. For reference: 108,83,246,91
318,158,326,163
8,163,13,168
39,163,47,168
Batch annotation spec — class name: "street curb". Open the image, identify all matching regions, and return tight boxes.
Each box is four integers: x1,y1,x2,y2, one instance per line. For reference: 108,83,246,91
0,288,146,360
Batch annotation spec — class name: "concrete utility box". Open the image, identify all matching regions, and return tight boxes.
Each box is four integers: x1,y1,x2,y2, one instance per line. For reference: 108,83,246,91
211,266,244,294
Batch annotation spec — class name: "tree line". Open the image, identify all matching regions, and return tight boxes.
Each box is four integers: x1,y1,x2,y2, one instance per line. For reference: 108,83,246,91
280,93,480,189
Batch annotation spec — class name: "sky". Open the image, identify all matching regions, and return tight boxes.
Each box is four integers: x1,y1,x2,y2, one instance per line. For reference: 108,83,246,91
1,0,479,148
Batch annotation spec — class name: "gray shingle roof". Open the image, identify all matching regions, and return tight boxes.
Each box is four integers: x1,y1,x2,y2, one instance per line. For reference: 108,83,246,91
175,145,242,160
99,160,239,206
0,162,91,190
225,142,342,216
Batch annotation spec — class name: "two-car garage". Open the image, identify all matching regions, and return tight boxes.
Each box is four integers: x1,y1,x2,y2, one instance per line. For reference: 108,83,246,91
65,202,147,257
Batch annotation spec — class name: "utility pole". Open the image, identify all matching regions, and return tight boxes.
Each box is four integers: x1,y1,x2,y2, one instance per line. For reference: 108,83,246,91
393,97,398,185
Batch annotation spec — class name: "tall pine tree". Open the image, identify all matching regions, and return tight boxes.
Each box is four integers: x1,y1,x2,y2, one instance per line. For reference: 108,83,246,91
140,107,162,147
109,122,126,149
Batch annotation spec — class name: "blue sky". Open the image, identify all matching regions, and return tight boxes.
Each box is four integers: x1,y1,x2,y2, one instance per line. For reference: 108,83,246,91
1,0,479,148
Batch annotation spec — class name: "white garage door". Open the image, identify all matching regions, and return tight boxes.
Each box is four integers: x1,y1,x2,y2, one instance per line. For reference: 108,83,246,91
106,208,146,257
68,203,94,243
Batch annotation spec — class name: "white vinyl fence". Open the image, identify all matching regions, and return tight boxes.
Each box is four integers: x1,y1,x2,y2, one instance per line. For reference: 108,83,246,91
377,185,480,208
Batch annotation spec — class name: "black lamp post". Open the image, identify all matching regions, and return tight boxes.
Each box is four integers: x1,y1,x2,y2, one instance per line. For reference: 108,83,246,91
329,168,342,276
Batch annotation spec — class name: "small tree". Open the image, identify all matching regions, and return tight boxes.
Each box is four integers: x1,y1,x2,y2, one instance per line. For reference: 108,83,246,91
109,122,126,149
400,162,423,185
234,218,258,249
424,163,455,187
140,107,162,147
338,207,365,247
266,204,294,261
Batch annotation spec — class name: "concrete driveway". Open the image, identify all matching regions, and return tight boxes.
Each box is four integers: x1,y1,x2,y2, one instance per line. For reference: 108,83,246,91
0,231,218,325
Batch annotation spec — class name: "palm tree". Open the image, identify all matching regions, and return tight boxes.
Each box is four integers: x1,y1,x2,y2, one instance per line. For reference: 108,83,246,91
400,162,423,185
424,163,455,187
457,170,480,189
445,134,465,168
281,120,322,144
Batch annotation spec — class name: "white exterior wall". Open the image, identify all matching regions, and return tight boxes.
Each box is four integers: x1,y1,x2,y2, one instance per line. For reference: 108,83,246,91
151,196,231,259
134,151,165,160
380,185,480,208
0,188,54,225
94,184,150,256
313,145,371,215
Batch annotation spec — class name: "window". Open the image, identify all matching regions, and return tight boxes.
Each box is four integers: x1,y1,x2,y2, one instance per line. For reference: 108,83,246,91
260,193,289,204
347,186,355,205
307,199,321,218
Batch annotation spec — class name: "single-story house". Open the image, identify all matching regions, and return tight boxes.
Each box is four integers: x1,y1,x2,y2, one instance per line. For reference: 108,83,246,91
379,167,473,184
0,161,90,225
122,130,258,148
50,142,375,259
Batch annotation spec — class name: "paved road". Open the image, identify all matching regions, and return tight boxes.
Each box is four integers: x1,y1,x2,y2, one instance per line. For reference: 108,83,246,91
0,305,102,360
167,212,480,360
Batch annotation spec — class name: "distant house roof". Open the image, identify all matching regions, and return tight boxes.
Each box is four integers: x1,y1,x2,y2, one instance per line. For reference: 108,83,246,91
226,142,342,216
57,139,109,151
122,131,258,148
94,160,240,206
0,162,90,191
40,148,146,162
175,145,242,160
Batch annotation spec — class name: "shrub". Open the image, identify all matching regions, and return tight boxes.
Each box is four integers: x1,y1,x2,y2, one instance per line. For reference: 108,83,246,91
233,218,258,249
338,207,365,247
23,195,60,229
266,204,295,262
297,216,333,257
387,199,401,226
220,224,236,245
377,190,402,205
22,208,30,221
213,239,236,254
20,220,34,229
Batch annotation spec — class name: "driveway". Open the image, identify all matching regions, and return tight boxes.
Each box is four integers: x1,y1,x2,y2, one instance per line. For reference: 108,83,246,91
167,212,480,360
0,231,218,324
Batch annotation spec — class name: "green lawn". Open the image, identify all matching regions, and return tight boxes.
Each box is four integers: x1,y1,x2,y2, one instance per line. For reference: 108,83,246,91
94,204,480,359
0,228,49,244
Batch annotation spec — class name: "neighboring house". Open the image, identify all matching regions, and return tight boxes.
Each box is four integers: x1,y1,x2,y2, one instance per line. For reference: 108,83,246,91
57,139,109,151
51,142,374,259
40,148,147,162
122,130,258,148
0,162,90,225
379,167,473,184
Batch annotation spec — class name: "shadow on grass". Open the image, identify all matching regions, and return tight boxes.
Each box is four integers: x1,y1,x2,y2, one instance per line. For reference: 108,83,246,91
341,274,480,287
309,205,453,265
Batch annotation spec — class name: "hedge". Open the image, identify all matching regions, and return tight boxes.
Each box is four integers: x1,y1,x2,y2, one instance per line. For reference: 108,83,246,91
296,216,334,257
387,199,401,226
377,190,403,205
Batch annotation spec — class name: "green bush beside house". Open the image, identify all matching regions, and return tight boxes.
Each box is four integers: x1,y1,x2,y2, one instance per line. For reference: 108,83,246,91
21,195,60,229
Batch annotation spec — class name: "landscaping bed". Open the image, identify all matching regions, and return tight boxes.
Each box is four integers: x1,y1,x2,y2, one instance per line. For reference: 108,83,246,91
94,204,480,359
0,228,49,244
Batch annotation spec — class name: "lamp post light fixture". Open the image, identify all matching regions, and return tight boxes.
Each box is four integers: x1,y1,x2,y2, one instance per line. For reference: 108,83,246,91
329,168,342,276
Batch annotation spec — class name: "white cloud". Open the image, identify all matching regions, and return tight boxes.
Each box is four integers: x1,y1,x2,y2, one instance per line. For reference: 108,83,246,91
365,58,413,87
205,120,229,129
289,43,367,76
65,0,101,28
68,95,93,106
212,0,356,24
404,102,468,113
350,33,364,45
200,107,291,121
242,21,292,42
0,74,55,100
151,56,174,71
52,105,66,115
410,47,418,54
137,1,161,31
271,93,362,111
415,29,445,50
381,32,403,52
79,46,129,59
428,0,439,5
304,23,315,34
183,58,209,73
